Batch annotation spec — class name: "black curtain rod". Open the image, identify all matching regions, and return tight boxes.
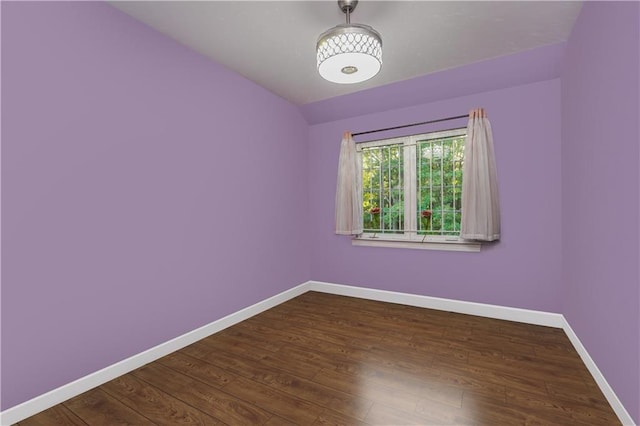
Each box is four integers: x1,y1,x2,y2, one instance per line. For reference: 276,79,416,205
352,114,468,137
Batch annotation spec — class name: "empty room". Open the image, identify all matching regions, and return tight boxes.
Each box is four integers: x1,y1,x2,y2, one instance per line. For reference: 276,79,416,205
1,1,639,425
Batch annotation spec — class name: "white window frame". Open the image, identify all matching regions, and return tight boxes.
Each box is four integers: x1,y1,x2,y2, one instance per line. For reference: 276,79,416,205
354,128,480,252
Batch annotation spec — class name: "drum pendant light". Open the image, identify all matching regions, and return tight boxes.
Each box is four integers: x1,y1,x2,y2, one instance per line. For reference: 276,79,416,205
316,0,382,84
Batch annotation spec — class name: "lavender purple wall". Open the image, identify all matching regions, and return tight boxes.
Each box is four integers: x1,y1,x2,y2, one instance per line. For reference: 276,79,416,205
1,2,309,410
2,0,638,421
561,2,640,422
309,78,563,313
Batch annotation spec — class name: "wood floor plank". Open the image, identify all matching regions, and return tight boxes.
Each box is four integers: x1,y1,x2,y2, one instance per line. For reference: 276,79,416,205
263,414,299,426
331,347,439,379
312,408,371,426
418,382,465,409
429,366,508,403
248,366,374,421
329,356,438,393
414,397,470,425
157,350,237,388
546,380,621,414
433,355,551,396
276,343,349,374
257,304,390,340
217,326,286,352
312,367,420,413
281,333,437,379
506,388,621,425
195,332,272,361
461,394,602,426
222,376,324,424
405,335,470,362
467,347,592,386
100,372,223,425
365,403,442,425
444,326,538,355
181,341,276,379
63,388,155,426
17,292,621,426
257,351,322,380
498,323,572,345
132,362,273,425
18,404,88,426
252,313,381,351
236,318,322,347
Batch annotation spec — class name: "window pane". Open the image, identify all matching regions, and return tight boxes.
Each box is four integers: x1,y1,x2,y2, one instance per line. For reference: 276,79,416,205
417,135,465,235
361,144,404,233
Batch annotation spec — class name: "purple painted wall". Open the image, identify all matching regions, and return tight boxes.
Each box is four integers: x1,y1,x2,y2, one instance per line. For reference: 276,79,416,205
2,0,638,421
309,78,563,313
1,2,309,410
561,2,640,423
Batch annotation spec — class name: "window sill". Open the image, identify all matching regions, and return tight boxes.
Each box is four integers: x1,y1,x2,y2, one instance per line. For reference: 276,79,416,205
352,235,481,252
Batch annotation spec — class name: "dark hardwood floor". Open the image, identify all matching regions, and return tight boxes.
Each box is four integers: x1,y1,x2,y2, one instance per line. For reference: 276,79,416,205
17,292,620,425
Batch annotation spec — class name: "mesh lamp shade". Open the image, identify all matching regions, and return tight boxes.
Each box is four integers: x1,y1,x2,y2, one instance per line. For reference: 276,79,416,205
317,24,382,84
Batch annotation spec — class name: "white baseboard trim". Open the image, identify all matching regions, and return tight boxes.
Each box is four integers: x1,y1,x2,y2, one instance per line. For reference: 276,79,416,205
307,280,635,425
561,319,635,425
3,280,634,426
0,282,311,426
307,280,564,328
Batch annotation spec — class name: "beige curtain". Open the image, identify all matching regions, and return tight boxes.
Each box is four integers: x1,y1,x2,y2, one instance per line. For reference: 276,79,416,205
461,108,501,241
335,132,363,235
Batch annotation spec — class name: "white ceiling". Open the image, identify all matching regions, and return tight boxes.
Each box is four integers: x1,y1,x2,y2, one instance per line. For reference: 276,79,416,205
110,1,582,105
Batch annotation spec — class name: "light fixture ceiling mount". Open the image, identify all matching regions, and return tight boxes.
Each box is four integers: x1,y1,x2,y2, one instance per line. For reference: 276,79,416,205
316,0,382,84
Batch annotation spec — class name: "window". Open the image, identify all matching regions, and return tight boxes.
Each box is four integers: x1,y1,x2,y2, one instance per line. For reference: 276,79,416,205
355,128,480,251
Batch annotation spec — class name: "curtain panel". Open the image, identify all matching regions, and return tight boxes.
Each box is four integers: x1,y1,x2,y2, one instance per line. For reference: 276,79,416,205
461,108,501,241
335,132,363,235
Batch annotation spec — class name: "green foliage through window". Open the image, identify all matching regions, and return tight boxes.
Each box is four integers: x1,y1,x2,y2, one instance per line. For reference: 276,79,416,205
359,130,466,237
417,136,464,235
362,144,404,233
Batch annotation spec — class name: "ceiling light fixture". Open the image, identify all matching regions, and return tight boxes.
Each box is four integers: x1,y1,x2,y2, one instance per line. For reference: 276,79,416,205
316,0,382,84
